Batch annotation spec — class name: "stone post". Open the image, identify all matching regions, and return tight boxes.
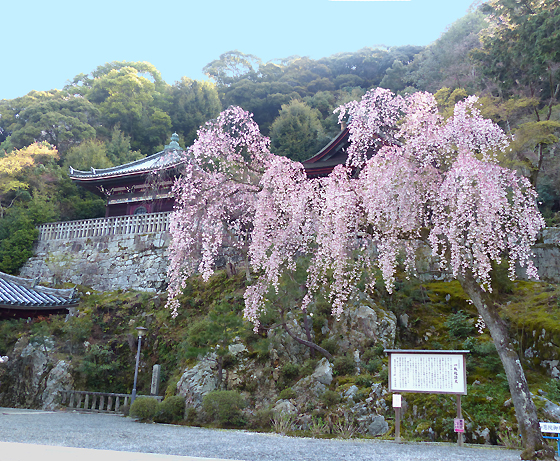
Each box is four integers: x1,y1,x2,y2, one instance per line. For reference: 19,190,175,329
151,364,161,395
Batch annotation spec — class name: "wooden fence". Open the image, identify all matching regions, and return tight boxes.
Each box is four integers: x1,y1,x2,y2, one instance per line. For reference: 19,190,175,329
60,390,163,413
38,212,171,241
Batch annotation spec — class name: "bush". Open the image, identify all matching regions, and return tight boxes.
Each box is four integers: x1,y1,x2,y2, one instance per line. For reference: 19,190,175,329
333,355,356,376
121,404,130,417
185,407,198,423
278,362,301,390
154,396,185,423
546,379,560,403
300,358,319,377
278,388,297,400
364,358,382,374
248,407,274,429
445,310,475,339
280,363,300,381
355,374,373,387
78,344,125,392
320,338,338,356
320,389,341,408
202,390,246,427
379,366,389,385
130,396,158,422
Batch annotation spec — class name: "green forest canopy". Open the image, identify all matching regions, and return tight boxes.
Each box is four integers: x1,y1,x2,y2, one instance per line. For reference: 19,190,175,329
0,0,559,275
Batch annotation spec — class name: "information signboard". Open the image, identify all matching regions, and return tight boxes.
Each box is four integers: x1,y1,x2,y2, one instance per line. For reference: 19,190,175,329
386,350,468,395
540,422,560,433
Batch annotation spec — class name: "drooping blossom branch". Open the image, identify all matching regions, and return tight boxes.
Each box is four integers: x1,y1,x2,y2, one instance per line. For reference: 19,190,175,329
167,106,271,316
169,90,551,457
246,89,544,323
244,156,318,327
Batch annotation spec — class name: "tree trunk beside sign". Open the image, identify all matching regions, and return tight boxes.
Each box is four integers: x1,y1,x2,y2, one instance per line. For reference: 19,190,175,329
459,270,554,460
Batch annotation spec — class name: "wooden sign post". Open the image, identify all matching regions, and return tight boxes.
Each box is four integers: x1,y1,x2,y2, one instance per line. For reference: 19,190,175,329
393,393,402,443
386,349,469,447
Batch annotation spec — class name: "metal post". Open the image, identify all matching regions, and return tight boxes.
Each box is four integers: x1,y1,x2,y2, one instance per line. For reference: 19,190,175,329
131,332,143,404
131,327,147,404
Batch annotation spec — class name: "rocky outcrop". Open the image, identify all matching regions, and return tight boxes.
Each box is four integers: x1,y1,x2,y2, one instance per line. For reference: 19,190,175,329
531,228,560,283
0,337,74,410
329,293,397,353
268,314,316,363
41,360,73,410
292,358,333,403
176,354,219,409
367,415,390,436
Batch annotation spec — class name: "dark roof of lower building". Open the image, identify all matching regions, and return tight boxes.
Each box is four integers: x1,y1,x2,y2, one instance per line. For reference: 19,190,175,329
0,272,78,315
302,128,350,178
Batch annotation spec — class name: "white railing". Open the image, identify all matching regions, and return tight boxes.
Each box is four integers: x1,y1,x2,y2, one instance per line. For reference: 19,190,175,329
38,212,171,241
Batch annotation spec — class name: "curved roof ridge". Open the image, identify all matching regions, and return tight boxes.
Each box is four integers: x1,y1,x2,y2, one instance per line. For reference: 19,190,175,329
69,147,187,178
0,271,78,307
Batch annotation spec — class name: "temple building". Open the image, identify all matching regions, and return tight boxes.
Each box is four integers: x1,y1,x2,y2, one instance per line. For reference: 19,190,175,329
69,130,355,218
69,134,188,217
301,126,350,178
0,271,78,319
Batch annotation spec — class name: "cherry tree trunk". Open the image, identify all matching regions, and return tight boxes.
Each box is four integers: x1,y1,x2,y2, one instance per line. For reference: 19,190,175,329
458,270,555,460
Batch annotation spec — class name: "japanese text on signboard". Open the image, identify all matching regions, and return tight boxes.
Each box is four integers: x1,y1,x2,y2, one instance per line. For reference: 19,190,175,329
390,353,466,394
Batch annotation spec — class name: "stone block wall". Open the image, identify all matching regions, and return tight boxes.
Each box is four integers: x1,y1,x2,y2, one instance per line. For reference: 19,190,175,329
20,231,171,292
531,228,560,283
19,217,560,294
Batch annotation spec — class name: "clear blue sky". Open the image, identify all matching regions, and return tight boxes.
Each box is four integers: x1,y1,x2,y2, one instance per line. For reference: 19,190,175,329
1,0,478,100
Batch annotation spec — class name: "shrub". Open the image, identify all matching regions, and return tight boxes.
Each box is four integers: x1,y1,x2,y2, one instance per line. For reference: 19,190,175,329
546,379,560,403
202,390,246,427
280,363,300,381
278,362,301,390
78,344,125,392
154,396,185,423
309,416,329,437
379,366,389,385
185,407,198,423
361,348,377,364
364,358,382,374
355,374,373,387
333,355,356,376
320,390,341,408
445,310,475,339
130,397,158,422
300,358,319,377
271,411,295,434
121,404,130,417
249,407,274,429
320,338,338,356
63,315,93,353
278,388,297,400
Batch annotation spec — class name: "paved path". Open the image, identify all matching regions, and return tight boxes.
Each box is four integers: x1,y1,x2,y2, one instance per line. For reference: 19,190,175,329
0,407,527,461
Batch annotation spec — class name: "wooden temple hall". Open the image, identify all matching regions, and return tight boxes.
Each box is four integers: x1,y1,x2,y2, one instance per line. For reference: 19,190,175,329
69,134,188,218
69,130,352,218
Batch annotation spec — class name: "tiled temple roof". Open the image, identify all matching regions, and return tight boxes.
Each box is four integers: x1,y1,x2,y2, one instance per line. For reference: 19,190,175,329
302,128,350,177
69,133,187,181
0,272,78,316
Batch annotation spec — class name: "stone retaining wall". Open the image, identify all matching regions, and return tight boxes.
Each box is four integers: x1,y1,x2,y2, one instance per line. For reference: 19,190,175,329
531,228,560,283
19,216,560,293
20,230,171,292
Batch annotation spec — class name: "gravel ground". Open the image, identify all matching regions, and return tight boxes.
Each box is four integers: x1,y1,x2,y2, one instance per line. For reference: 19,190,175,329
0,408,528,461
